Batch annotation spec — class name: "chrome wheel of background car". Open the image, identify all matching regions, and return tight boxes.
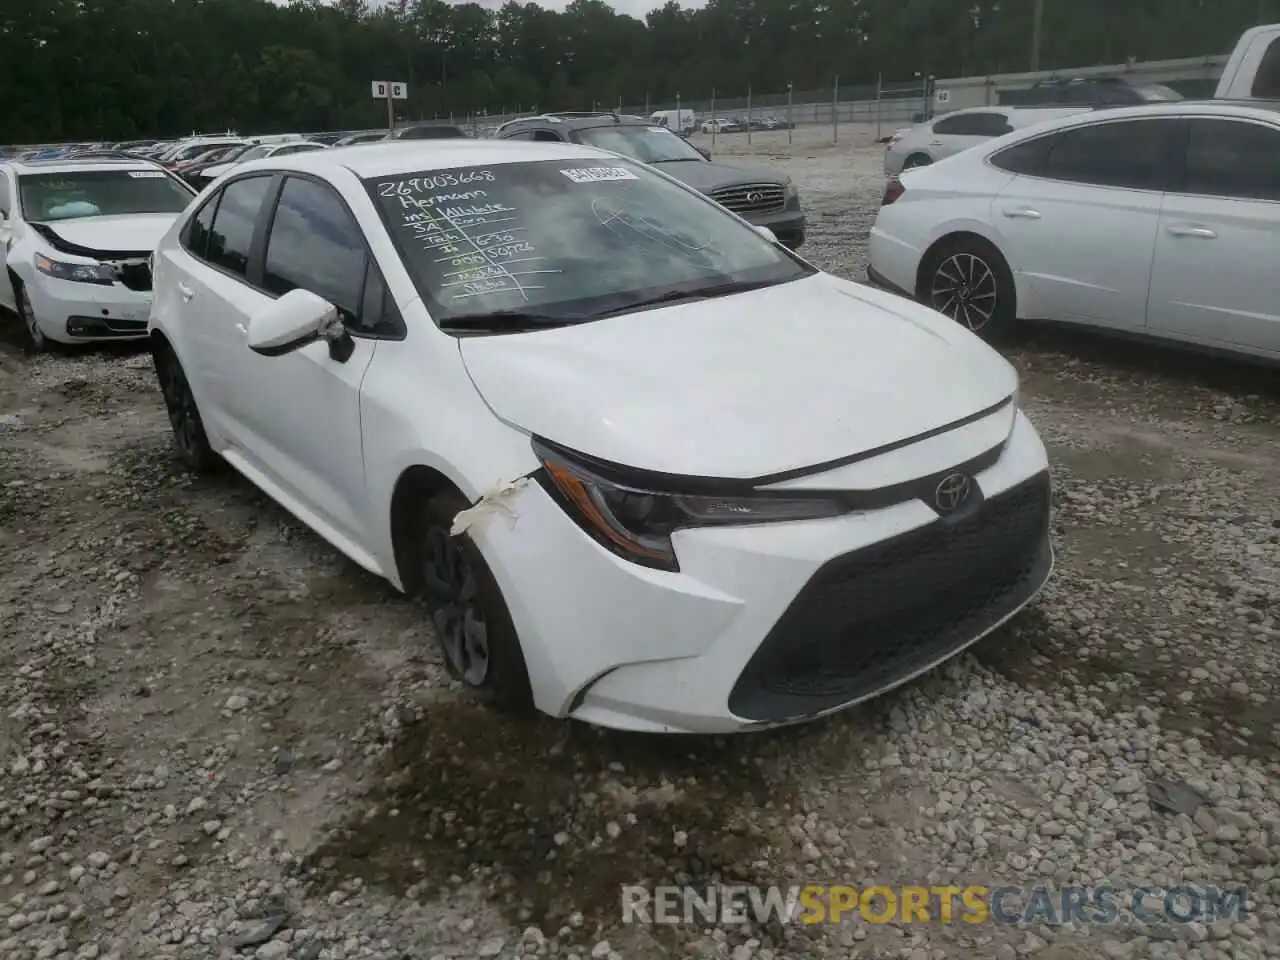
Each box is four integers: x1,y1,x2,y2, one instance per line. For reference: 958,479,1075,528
902,154,932,169
16,287,46,353
930,253,998,332
422,525,491,686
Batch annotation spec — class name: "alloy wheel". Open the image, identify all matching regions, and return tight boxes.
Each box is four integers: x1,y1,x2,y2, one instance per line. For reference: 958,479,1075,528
930,253,998,332
422,526,490,686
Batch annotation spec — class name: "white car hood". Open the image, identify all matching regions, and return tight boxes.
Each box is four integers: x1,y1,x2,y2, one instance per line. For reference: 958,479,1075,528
33,213,179,256
459,273,1018,479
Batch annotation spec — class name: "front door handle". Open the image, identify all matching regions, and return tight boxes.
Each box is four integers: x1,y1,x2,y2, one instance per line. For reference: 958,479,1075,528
1166,224,1217,239
1001,206,1041,219
177,282,195,301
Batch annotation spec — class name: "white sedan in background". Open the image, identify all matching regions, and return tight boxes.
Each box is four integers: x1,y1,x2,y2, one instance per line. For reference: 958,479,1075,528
883,106,1091,176
148,139,1053,734
191,140,329,186
869,100,1280,361
0,157,196,351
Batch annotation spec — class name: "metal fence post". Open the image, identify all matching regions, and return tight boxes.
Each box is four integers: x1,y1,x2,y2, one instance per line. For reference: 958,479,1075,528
833,75,839,142
644,93,649,116
747,84,752,147
787,81,793,145
676,91,681,132
710,87,716,147
875,73,882,140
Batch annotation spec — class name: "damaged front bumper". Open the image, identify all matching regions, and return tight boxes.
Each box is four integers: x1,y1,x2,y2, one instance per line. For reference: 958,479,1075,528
25,273,153,343
469,411,1053,734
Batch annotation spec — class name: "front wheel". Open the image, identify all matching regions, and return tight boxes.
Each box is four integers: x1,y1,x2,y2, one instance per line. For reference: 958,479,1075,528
919,238,1016,340
417,491,533,712
14,282,48,354
902,153,933,170
153,341,218,473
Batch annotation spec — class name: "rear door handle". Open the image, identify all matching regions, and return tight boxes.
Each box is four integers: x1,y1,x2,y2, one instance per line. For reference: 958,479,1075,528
177,282,195,301
1001,206,1041,219
928,140,943,146
1166,224,1217,239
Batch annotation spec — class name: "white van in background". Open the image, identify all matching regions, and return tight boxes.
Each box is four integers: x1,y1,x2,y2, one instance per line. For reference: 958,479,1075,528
649,109,697,134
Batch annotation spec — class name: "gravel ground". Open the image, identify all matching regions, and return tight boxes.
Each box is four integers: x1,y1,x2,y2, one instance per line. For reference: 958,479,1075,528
1,129,1277,960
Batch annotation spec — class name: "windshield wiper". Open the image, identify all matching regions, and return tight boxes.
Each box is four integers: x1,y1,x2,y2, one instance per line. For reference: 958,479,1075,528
593,278,786,318
437,309,589,333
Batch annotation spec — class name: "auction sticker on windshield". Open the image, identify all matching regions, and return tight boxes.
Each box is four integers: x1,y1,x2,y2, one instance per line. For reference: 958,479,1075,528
127,171,166,178
561,166,639,184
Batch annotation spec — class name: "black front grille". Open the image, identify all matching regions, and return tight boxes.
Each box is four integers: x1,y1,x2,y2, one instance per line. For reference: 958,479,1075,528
728,472,1052,722
66,316,147,337
709,182,786,214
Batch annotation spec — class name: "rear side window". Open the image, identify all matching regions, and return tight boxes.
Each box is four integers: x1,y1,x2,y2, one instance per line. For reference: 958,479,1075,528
1253,38,1280,98
206,175,273,277
262,176,367,327
932,114,983,135
1040,119,1178,190
1181,118,1280,201
990,136,1049,176
183,195,219,260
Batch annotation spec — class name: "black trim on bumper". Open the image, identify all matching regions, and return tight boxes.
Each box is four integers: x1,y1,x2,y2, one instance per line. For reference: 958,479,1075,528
866,265,912,299
728,470,1052,722
65,316,148,338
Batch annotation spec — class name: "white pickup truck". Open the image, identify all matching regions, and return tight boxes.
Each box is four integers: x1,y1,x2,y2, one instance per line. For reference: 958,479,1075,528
1215,23,1280,98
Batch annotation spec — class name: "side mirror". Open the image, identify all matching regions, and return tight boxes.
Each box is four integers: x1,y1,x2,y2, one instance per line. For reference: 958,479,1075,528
247,288,353,362
754,225,778,244
695,145,711,160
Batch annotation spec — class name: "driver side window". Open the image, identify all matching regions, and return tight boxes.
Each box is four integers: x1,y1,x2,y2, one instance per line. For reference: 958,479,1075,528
262,175,405,339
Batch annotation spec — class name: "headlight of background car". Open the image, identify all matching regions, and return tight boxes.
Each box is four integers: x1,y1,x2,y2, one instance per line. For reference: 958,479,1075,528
783,176,799,203
34,253,116,286
533,439,847,571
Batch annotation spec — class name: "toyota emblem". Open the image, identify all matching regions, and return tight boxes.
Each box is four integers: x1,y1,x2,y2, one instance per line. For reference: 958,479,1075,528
934,473,973,513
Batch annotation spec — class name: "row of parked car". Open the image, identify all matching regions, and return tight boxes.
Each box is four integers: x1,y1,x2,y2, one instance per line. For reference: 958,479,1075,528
868,22,1280,362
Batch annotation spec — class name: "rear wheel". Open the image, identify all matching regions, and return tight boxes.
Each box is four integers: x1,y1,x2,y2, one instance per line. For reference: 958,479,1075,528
153,341,217,473
902,153,933,170
918,237,1016,340
417,490,533,711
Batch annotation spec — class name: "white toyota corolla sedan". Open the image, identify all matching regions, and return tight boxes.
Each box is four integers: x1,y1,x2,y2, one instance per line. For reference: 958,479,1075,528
148,139,1054,734
0,156,196,351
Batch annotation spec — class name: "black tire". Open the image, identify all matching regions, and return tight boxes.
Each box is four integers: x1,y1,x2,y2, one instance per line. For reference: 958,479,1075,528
902,153,933,170
417,490,533,712
152,341,218,473
918,236,1016,341
13,280,48,355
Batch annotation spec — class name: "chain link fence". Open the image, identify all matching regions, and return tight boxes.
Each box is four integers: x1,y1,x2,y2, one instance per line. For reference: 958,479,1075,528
456,77,933,143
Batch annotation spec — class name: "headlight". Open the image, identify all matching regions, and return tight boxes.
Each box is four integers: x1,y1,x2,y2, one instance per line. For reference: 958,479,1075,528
34,253,115,285
783,176,799,202
533,439,847,571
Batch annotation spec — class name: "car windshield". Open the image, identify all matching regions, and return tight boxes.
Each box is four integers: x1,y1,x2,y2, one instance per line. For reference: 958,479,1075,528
367,157,811,328
1138,84,1183,101
172,142,235,161
19,169,194,221
573,125,706,164
238,144,275,162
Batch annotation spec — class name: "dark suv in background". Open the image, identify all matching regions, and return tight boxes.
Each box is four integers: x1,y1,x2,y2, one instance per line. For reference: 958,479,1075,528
1001,75,1184,107
493,112,806,249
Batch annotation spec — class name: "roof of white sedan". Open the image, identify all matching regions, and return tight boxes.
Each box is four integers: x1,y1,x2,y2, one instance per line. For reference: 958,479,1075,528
234,137,608,179
1004,99,1280,129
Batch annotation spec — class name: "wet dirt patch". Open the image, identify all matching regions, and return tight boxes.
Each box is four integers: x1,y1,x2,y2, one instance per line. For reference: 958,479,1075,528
305,701,801,938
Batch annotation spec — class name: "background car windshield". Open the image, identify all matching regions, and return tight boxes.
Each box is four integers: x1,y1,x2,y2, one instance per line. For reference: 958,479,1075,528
573,126,705,163
238,145,274,162
367,157,808,323
19,170,194,221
